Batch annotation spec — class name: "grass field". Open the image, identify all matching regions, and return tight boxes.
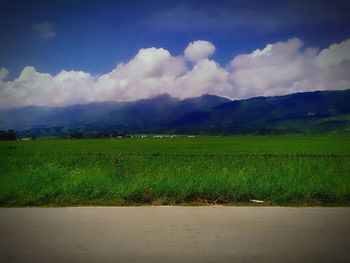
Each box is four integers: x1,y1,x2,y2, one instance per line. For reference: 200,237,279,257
0,135,349,206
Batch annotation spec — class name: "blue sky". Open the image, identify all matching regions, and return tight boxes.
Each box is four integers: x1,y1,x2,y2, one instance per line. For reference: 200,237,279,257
0,0,350,108
1,0,350,77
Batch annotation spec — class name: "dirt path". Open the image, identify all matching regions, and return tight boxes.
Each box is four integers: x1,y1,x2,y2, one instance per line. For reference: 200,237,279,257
0,207,349,263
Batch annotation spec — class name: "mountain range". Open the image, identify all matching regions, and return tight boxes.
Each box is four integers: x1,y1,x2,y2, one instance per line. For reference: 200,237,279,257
0,90,349,135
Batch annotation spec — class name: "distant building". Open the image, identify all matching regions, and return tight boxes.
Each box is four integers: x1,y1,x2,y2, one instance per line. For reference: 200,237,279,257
20,137,32,141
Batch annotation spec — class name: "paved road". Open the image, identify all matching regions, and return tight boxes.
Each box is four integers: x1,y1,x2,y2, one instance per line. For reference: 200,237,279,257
0,207,349,263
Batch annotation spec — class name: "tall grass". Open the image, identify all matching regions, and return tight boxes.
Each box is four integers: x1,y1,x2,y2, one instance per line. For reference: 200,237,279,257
0,136,349,206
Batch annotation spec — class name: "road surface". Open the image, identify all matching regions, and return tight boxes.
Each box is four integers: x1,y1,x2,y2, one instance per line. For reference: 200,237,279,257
0,207,349,263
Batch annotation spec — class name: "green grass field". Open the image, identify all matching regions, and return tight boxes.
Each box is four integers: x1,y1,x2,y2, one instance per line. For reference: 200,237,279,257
0,135,349,206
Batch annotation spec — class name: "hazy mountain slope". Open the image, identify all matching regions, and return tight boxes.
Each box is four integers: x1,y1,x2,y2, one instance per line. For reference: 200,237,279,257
0,102,123,129
99,94,230,130
0,94,230,132
0,90,349,135
170,90,350,134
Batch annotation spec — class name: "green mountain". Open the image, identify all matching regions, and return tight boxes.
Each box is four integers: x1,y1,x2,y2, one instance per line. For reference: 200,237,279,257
0,94,230,135
0,90,349,135
170,90,350,134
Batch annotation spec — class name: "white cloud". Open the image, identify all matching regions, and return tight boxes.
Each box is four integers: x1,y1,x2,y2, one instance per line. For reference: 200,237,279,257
0,38,349,109
228,37,350,98
184,40,215,62
317,38,350,67
174,59,231,98
0,66,94,108
34,22,56,39
250,44,273,58
95,47,187,101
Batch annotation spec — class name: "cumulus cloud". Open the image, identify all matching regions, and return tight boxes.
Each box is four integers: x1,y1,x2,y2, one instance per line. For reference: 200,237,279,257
0,66,94,108
174,59,231,98
0,38,349,109
34,22,56,39
95,47,187,101
317,38,350,67
184,40,215,62
228,37,350,98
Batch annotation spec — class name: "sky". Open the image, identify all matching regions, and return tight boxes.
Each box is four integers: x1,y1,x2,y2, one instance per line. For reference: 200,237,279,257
0,0,350,108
